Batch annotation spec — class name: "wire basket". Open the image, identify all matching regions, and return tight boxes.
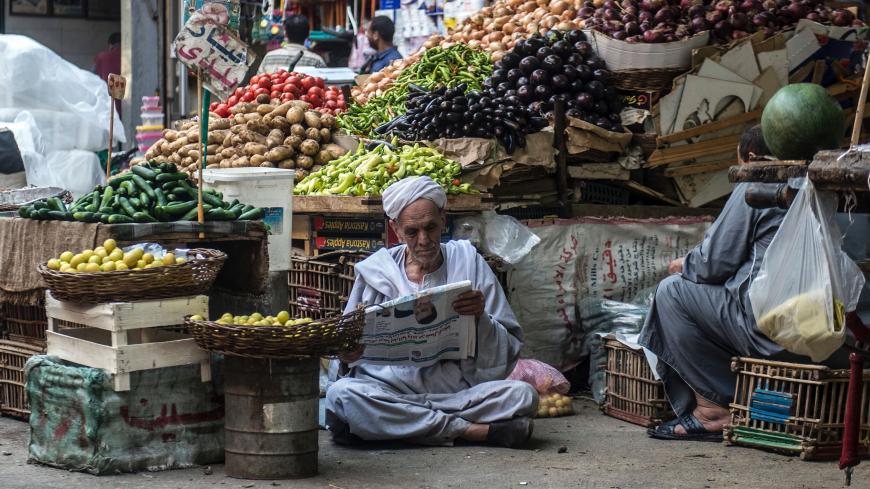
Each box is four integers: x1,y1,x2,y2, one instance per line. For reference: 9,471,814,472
725,357,870,461
0,339,45,419
38,248,226,304
186,307,365,358
611,68,687,93
289,251,372,319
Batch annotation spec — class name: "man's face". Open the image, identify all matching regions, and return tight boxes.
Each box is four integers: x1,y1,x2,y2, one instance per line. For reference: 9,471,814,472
392,199,446,268
367,28,379,48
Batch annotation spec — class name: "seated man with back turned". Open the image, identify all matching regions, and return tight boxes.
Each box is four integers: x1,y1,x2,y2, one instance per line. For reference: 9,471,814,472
326,176,538,448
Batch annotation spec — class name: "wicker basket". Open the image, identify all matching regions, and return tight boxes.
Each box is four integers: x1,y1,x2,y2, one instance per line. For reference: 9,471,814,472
38,248,226,304
601,339,673,428
187,308,365,358
289,251,372,319
1,303,47,341
0,339,45,419
725,357,870,461
611,68,687,93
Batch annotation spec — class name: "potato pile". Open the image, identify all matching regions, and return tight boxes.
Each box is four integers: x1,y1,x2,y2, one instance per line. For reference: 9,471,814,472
144,101,348,182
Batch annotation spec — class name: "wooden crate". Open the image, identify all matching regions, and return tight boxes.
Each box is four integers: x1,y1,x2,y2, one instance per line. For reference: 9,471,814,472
45,294,210,392
725,357,870,461
601,339,673,428
0,339,45,419
289,251,371,319
1,302,47,341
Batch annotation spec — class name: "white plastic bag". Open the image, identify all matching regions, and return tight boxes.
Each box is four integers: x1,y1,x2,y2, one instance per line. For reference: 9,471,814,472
749,179,865,362
41,150,104,198
452,211,541,264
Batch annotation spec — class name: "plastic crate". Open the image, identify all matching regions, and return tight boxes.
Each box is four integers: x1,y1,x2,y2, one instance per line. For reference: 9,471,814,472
601,339,673,428
725,357,870,460
289,251,371,319
0,339,45,419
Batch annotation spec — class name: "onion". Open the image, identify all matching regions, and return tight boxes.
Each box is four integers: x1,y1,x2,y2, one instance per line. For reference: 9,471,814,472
831,8,854,26
643,29,664,42
561,9,577,20
503,22,518,34
490,31,506,41
729,12,749,30
550,0,569,14
490,41,507,51
491,50,506,62
468,39,482,49
579,6,596,16
688,5,706,17
638,10,653,22
493,6,509,16
640,0,664,10
557,21,577,30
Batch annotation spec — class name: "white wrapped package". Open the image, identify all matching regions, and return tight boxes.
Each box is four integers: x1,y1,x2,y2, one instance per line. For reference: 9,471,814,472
0,109,108,153
0,35,125,150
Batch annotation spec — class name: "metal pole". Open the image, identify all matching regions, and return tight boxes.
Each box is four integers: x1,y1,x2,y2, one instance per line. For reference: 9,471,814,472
178,0,189,117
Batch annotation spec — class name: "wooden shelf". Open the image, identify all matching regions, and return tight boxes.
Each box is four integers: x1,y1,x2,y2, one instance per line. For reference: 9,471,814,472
292,194,493,215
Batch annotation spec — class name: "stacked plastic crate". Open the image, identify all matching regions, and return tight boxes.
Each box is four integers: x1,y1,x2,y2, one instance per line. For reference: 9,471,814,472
135,96,164,156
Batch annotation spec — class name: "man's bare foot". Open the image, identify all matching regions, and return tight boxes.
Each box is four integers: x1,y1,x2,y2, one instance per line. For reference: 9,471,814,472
461,423,489,442
673,399,729,435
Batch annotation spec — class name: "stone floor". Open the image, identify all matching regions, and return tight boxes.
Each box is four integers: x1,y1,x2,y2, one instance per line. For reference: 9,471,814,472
0,399,860,489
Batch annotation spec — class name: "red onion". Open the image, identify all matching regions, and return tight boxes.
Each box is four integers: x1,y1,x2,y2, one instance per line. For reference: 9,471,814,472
624,6,639,16
714,19,733,38
578,6,596,16
643,29,664,42
762,0,776,9
604,8,620,20
805,11,820,21
787,2,807,19
752,11,771,26
706,10,725,22
625,21,641,34
654,6,676,22
690,17,711,31
714,0,733,13
640,0,664,11
688,5,707,17
622,13,637,23
738,0,757,11
603,0,618,10
638,10,653,22
613,31,629,40
620,0,638,9
831,9,854,26
729,12,749,30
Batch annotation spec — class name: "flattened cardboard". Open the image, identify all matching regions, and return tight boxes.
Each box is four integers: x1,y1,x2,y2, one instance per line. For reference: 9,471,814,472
720,41,760,82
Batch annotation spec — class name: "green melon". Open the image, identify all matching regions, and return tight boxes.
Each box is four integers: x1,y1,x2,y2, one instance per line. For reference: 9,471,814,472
761,83,845,160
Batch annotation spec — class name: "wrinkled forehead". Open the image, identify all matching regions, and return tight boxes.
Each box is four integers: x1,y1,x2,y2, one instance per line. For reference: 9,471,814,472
395,199,443,227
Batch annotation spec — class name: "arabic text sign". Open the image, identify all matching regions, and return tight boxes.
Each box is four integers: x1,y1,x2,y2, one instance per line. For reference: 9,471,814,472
107,74,126,100
173,10,255,99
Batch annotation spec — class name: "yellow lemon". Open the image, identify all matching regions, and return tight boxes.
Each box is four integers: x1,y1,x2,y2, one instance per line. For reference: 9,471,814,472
136,260,147,269
123,253,138,268
175,257,187,264
142,253,154,264
130,248,144,260
190,314,205,321
109,249,123,261
115,262,129,271
250,313,263,321
276,311,290,323
162,253,176,266
47,258,62,270
100,261,116,272
264,316,275,323
221,312,234,320
102,256,113,264
88,255,102,265
65,267,77,273
284,320,295,327
69,254,85,268
103,239,117,253
94,246,107,258
81,249,94,260
238,316,249,322
76,263,87,272
59,251,74,263
60,264,72,273
84,263,101,273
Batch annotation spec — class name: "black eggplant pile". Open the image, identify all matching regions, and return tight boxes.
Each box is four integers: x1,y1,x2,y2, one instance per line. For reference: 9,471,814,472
375,83,548,153
484,29,624,132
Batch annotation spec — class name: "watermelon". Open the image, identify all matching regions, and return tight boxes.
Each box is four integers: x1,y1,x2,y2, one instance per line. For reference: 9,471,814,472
761,83,845,160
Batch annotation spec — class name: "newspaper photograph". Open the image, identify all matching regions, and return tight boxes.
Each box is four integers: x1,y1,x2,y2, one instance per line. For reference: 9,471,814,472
357,280,475,367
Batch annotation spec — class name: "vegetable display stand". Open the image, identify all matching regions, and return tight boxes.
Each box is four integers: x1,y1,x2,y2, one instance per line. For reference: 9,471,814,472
725,357,870,461
601,339,672,428
0,339,45,419
45,294,210,391
289,250,371,319
223,355,319,480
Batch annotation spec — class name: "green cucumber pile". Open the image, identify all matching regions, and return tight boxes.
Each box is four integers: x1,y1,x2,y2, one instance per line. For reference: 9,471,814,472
17,162,265,224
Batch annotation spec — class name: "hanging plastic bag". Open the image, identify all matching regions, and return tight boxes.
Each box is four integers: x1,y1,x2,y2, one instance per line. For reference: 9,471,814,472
749,179,865,362
452,211,541,264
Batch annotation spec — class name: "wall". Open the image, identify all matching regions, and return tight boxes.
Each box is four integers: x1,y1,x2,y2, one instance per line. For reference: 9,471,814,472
4,15,120,70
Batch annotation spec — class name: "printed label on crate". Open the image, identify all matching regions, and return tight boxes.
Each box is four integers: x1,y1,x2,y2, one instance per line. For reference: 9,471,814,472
315,236,385,252
263,207,283,234
618,90,657,111
295,288,323,310
313,217,385,235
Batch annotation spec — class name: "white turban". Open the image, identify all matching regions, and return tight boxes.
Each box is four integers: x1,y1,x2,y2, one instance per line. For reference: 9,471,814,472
381,176,447,220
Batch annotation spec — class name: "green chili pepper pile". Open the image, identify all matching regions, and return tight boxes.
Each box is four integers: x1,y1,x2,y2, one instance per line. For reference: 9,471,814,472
293,142,477,196
337,45,492,138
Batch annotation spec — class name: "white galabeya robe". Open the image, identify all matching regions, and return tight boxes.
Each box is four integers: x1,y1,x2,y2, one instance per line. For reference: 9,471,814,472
326,240,538,445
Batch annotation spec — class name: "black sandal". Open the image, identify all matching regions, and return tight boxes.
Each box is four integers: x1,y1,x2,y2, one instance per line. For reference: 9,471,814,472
647,414,723,442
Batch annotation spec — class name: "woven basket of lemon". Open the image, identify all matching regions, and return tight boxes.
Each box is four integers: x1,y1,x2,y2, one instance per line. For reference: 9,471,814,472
186,308,365,358
37,239,226,303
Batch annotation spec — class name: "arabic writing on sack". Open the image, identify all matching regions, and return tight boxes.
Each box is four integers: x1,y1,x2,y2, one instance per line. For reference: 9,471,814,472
173,10,254,99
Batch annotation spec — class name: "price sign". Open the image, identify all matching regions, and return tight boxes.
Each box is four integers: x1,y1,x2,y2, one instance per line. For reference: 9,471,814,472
173,10,255,99
107,74,126,99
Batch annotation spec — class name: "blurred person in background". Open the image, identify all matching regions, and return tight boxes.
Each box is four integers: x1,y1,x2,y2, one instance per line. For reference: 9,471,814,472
360,16,402,74
93,32,121,114
259,14,327,74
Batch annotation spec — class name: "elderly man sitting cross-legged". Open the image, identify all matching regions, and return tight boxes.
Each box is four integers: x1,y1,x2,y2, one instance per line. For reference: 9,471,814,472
325,176,538,448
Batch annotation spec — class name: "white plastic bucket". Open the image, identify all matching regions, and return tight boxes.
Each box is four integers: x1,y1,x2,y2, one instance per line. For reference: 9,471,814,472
202,168,294,272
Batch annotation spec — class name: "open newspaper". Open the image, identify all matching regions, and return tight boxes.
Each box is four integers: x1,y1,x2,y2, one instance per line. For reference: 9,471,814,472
357,281,475,367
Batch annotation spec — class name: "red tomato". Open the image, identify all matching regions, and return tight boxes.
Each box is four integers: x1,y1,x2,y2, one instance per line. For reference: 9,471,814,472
254,87,269,96
301,77,315,90
325,91,337,101
287,75,301,86
257,78,271,89
316,78,325,89
250,75,260,85
279,72,290,81
234,87,245,97
241,92,256,102
308,86,323,97
272,83,284,92
325,100,337,109
300,95,309,103
281,93,295,101
227,95,239,106
270,90,280,99
283,84,295,93
209,102,218,111
215,104,229,117
308,95,321,106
